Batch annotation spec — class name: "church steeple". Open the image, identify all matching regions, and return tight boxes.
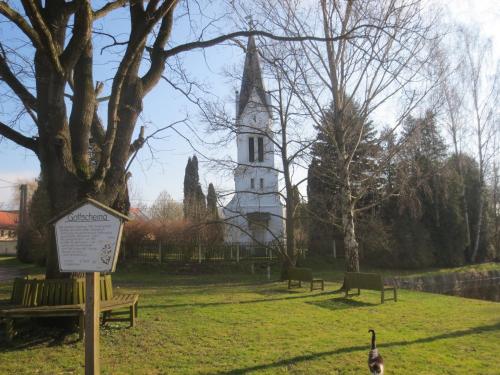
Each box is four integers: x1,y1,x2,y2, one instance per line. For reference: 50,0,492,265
238,35,271,118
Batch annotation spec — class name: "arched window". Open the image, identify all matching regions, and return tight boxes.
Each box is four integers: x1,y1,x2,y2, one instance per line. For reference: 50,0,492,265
248,137,255,162
257,137,264,162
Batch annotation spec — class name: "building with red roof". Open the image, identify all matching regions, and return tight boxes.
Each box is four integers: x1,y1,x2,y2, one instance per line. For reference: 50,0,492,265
0,210,18,255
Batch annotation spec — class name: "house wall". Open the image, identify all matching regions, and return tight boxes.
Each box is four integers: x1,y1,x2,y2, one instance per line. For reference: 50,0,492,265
0,240,16,256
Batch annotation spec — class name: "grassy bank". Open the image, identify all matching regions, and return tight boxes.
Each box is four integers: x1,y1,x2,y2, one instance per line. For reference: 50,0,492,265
300,257,500,281
0,263,499,374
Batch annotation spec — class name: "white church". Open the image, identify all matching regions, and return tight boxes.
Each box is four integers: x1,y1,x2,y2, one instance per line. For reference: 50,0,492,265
223,36,285,245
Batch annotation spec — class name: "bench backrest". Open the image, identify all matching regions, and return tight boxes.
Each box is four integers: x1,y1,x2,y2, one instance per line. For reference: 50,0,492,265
37,278,85,306
10,275,114,307
344,272,383,291
288,267,313,282
100,275,113,301
10,278,40,307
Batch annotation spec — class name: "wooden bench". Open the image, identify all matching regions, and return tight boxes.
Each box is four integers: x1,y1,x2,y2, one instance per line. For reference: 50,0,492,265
287,267,324,291
0,275,139,342
344,272,397,303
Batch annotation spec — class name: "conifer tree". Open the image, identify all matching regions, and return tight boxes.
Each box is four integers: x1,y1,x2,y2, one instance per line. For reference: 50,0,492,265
206,183,218,219
307,99,379,257
183,155,206,222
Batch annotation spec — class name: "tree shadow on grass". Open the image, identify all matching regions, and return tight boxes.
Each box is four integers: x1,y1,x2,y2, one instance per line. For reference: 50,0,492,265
139,290,344,310
211,321,500,375
0,324,80,352
0,318,133,351
307,297,377,310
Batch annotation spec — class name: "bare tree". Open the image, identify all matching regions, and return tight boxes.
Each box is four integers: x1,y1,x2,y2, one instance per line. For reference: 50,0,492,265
460,28,499,262
0,1,362,277
254,0,439,272
433,37,473,258
149,190,183,222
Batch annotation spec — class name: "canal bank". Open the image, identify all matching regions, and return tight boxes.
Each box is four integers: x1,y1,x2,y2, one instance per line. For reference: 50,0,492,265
395,268,500,302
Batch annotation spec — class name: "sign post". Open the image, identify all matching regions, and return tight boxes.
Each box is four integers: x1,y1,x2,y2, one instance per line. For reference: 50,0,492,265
51,199,129,375
85,272,100,375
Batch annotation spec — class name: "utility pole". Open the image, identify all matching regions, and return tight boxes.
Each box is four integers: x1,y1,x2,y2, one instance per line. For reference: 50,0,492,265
16,184,28,259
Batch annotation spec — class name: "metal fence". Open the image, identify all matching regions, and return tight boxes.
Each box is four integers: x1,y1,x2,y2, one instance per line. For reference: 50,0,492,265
119,241,279,264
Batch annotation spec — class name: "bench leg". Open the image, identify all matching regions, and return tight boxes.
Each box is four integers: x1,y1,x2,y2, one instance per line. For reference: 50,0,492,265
357,288,360,296
130,305,136,327
5,319,14,343
79,313,85,340
102,311,111,326
394,288,397,302
135,302,138,319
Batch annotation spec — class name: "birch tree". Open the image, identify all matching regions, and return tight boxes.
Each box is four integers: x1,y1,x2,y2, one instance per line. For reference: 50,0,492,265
459,27,500,262
272,0,438,272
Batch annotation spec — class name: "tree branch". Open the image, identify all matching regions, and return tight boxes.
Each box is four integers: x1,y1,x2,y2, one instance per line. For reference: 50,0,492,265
162,26,370,59
141,6,174,95
94,0,128,20
0,2,43,49
0,121,37,153
0,50,37,112
21,0,64,76
61,0,93,73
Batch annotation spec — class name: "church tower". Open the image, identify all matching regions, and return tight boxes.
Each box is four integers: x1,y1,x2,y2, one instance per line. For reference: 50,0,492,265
223,36,285,245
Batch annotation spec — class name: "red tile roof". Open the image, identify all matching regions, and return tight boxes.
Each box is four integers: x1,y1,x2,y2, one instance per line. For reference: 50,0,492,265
0,211,19,229
129,207,148,221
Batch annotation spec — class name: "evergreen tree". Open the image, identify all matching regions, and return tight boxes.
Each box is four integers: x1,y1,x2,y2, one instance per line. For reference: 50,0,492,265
206,183,218,219
307,99,380,257
183,157,194,219
384,110,469,267
183,155,206,222
205,182,224,245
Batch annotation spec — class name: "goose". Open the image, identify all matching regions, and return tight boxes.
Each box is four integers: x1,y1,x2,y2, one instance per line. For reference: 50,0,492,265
368,329,384,374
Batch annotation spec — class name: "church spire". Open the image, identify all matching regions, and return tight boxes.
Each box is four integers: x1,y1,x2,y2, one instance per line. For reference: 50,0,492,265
238,34,271,118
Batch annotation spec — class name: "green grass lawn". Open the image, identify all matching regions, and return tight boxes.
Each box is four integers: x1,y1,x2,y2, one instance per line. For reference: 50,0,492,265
0,263,499,374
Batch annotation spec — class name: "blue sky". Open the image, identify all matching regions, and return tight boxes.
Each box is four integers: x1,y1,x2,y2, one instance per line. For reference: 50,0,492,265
0,0,499,209
0,2,241,208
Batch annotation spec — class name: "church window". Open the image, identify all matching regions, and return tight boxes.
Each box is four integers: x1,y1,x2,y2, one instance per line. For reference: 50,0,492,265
260,178,264,190
257,137,264,162
251,178,255,189
248,137,255,162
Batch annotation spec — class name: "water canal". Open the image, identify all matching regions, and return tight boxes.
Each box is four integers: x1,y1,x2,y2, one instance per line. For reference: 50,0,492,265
396,270,500,302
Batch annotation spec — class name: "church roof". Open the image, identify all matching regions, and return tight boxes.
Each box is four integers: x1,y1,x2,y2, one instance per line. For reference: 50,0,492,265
238,35,272,118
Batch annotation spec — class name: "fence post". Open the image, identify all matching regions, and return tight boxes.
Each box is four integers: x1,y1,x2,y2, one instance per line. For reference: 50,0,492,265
158,240,162,264
198,243,202,264
333,240,337,259
236,244,240,263
267,264,271,280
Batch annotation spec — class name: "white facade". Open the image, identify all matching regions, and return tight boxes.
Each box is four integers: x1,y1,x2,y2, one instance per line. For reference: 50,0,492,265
223,37,285,244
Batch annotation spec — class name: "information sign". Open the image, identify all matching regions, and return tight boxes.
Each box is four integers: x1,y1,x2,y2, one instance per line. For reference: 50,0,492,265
53,199,127,272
